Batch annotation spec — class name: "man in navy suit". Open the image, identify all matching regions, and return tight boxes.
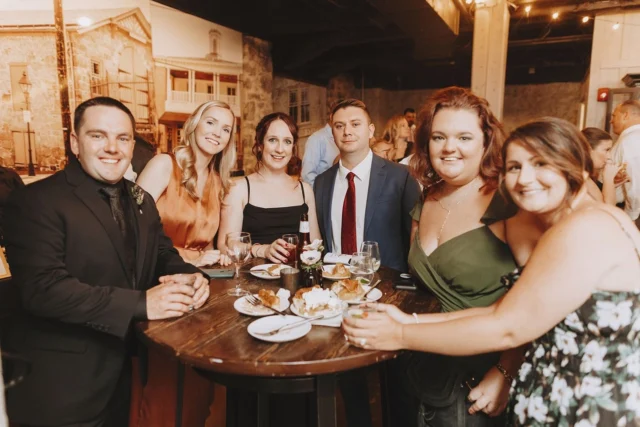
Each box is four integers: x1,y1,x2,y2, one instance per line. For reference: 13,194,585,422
314,99,420,272
314,99,420,426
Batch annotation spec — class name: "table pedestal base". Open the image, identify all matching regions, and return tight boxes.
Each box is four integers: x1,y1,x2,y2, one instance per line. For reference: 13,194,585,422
197,371,337,427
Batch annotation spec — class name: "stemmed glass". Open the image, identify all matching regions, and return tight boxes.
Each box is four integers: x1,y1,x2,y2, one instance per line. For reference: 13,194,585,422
226,231,251,296
360,241,381,272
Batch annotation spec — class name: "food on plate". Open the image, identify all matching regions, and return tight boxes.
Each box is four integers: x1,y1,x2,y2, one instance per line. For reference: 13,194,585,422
258,289,280,309
292,286,340,316
615,162,629,181
331,279,365,300
326,263,349,278
266,264,282,276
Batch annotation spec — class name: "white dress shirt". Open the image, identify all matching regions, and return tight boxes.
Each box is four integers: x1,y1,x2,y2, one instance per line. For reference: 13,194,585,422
612,123,640,220
331,150,373,254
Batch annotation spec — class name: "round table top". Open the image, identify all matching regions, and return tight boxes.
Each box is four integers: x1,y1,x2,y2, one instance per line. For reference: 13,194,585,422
137,260,438,377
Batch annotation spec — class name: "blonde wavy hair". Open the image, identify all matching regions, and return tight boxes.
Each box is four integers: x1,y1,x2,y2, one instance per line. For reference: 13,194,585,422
382,115,408,145
174,101,237,201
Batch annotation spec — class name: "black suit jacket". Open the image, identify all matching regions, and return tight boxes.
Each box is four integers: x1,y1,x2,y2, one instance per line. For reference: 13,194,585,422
2,159,199,425
314,154,420,272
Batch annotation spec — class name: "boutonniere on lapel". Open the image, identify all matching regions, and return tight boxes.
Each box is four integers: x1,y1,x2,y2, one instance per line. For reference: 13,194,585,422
130,183,145,213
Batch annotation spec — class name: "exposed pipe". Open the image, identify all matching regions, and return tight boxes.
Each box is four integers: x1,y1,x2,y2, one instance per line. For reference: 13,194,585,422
508,34,592,47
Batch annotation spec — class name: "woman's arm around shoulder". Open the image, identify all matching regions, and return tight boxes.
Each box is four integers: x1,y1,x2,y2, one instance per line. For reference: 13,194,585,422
136,153,173,201
217,176,248,253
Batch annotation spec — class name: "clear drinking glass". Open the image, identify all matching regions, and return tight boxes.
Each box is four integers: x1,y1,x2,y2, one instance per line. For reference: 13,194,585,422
360,241,381,272
282,234,299,267
349,252,374,284
226,231,251,296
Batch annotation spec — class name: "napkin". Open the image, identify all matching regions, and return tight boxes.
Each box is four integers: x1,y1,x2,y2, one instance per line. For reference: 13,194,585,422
324,253,352,264
311,314,342,328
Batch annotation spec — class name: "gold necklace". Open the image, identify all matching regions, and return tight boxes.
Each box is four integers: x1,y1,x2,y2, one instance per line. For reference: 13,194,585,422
433,178,481,243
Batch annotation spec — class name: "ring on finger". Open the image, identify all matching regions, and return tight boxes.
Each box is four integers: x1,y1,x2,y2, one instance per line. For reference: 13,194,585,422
359,338,367,347
188,305,194,311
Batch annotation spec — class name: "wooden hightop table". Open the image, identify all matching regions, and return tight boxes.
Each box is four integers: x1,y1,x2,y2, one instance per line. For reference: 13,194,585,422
137,259,438,427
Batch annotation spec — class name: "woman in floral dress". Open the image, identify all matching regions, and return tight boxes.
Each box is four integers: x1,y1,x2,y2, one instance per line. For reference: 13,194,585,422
343,117,640,426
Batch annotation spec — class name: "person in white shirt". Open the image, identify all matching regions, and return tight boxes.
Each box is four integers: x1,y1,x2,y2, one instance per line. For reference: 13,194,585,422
301,122,339,187
610,99,640,221
404,107,417,143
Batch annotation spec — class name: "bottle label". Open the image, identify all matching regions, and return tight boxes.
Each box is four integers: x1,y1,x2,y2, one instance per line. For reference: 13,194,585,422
299,221,310,233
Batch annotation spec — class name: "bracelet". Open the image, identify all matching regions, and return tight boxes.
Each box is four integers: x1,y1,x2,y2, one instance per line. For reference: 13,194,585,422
495,363,515,383
250,243,261,258
412,312,419,324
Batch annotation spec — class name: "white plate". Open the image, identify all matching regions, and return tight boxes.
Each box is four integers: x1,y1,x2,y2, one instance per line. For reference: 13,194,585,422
247,315,311,343
250,264,286,280
234,295,291,317
290,298,345,319
342,285,383,304
321,265,350,281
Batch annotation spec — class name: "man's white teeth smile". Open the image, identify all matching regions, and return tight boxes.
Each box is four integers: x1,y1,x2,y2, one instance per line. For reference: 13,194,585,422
101,159,119,164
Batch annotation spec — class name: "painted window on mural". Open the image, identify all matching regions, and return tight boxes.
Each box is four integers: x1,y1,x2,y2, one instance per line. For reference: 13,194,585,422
289,89,298,123
288,88,310,124
90,60,107,97
118,46,150,123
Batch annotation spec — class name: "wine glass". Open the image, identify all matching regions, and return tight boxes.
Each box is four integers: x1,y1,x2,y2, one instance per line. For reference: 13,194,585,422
282,234,299,267
360,241,381,272
226,231,251,297
349,252,374,284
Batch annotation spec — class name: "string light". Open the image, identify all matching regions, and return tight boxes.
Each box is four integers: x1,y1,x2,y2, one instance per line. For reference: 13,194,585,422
552,11,559,20
612,22,620,30
582,16,590,23
524,5,532,14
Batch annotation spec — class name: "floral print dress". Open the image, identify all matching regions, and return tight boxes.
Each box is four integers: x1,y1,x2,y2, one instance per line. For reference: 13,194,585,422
508,289,640,426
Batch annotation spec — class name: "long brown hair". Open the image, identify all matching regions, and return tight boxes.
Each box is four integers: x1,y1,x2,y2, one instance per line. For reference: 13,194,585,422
174,101,237,201
409,87,505,195
502,117,589,208
252,112,301,176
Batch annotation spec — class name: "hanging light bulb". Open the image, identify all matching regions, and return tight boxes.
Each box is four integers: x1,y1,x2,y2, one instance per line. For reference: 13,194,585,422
552,11,560,20
613,22,620,30
524,5,532,14
582,16,590,23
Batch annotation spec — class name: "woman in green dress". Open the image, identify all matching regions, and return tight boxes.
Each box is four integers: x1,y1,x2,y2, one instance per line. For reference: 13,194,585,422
379,87,525,426
344,117,640,427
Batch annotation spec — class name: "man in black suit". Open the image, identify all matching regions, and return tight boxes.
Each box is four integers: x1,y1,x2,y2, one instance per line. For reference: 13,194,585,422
314,99,420,272
3,97,208,427
314,99,420,427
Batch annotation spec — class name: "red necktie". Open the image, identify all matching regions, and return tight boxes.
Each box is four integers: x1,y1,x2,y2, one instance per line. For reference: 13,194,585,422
341,172,357,255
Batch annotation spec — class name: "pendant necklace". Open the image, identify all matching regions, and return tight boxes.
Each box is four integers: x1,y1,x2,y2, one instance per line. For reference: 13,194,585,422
434,178,480,243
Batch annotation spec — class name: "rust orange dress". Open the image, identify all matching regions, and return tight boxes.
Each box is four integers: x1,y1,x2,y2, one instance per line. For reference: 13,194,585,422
133,155,224,427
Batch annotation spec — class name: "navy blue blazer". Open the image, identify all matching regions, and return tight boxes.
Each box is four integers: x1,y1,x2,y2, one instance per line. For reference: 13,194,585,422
313,154,420,272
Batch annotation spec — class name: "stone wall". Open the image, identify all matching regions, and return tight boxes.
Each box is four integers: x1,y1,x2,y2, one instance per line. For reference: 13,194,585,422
360,82,581,136
0,32,64,168
70,22,157,142
241,35,273,172
326,74,357,113
502,82,582,132
272,76,326,156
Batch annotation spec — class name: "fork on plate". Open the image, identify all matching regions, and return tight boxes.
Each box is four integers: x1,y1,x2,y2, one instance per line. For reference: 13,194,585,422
245,294,287,316
253,314,324,336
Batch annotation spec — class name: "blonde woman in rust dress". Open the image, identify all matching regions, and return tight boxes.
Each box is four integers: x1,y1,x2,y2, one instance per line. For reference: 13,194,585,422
135,100,236,426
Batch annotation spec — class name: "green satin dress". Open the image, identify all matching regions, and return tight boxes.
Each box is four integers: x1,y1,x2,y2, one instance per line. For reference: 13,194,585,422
403,193,518,409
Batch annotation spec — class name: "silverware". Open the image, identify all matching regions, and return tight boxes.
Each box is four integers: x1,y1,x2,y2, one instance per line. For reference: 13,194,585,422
245,294,287,316
254,314,324,336
362,279,382,300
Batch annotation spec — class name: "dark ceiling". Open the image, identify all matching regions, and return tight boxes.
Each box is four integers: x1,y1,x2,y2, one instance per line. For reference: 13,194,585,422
155,0,640,89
